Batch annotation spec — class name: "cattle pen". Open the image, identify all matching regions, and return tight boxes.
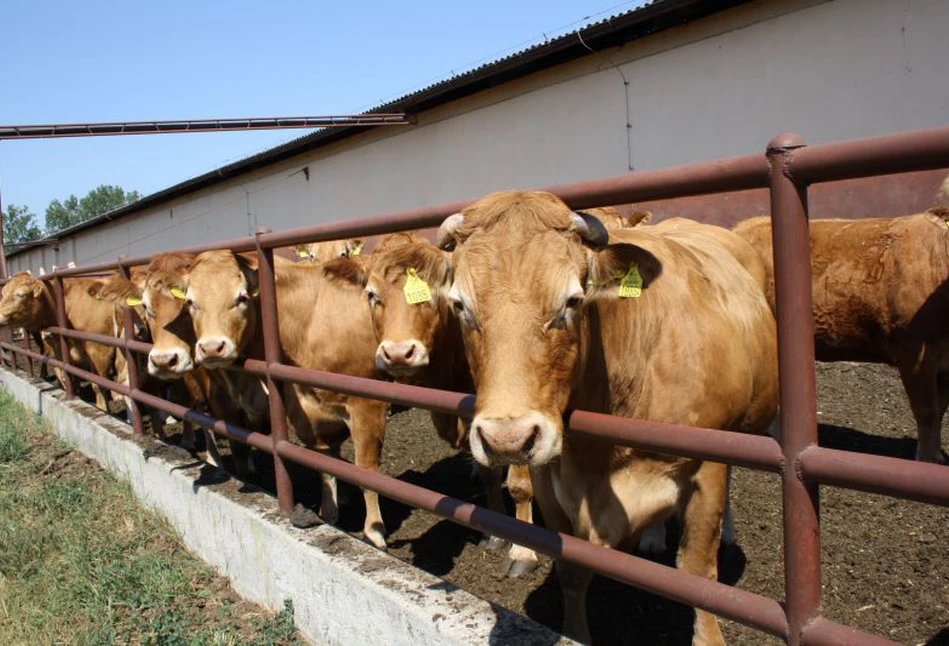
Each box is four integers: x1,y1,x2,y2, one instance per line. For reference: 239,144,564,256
2,125,949,646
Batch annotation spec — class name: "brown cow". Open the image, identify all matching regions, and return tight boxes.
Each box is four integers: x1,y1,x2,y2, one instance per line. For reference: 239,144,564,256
0,271,119,410
436,190,778,644
293,238,364,264
734,210,949,462
355,232,539,575
185,250,389,548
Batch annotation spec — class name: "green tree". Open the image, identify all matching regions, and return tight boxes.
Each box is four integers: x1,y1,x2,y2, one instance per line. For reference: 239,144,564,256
2,204,43,246
45,185,141,233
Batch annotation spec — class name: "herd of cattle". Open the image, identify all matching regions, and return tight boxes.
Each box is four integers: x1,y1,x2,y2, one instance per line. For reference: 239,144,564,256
2,184,949,645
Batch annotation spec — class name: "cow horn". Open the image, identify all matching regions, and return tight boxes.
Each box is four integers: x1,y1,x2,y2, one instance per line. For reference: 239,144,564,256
436,213,465,251
67,261,76,269
570,211,610,249
29,269,36,276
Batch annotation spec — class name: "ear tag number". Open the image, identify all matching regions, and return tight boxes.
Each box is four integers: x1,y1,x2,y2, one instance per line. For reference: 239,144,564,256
170,286,187,300
126,296,143,307
403,268,433,305
617,263,643,299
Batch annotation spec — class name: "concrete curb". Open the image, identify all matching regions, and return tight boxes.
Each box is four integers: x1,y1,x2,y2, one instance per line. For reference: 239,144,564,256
0,368,569,646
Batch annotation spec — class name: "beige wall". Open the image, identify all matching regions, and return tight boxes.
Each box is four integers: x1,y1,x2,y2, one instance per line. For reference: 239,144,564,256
10,0,949,274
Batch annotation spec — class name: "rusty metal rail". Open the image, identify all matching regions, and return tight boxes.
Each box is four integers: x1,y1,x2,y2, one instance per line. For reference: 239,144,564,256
4,124,949,646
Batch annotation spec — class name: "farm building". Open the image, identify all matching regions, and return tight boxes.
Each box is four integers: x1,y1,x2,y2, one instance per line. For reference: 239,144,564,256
7,0,949,271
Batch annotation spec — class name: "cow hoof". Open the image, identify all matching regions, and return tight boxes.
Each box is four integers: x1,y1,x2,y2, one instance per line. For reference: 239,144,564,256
479,535,508,551
289,504,322,529
364,526,387,551
504,557,538,578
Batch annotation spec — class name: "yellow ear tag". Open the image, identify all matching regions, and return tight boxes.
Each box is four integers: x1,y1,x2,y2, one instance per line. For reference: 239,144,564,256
250,288,259,298
297,249,311,258
403,268,433,305
617,263,643,299
126,296,143,307
169,286,187,300
351,243,363,256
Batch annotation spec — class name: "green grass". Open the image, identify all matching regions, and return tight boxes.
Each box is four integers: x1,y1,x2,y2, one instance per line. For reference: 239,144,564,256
0,390,305,645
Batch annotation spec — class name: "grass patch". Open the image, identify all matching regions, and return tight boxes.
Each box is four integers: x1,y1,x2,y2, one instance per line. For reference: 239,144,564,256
0,390,305,645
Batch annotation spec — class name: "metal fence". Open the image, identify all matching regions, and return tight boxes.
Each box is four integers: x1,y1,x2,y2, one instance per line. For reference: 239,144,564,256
3,125,949,646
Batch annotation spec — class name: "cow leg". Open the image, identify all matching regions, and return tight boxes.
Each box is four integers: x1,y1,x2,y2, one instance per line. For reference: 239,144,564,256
349,400,388,550
531,466,593,643
899,362,945,463
505,464,539,577
31,332,49,379
91,384,109,411
478,465,509,551
677,461,728,646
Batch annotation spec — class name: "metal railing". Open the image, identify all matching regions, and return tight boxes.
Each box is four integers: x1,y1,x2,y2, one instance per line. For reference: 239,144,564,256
3,125,949,646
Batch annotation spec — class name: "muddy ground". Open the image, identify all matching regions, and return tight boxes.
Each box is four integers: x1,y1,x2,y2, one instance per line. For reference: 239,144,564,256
18,356,949,645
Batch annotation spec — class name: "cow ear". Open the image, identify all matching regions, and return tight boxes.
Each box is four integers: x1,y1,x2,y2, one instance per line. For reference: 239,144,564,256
322,257,367,288
31,279,46,298
627,210,653,227
586,242,661,302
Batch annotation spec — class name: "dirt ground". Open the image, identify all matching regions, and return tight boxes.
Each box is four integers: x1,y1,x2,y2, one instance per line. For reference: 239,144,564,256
17,355,949,645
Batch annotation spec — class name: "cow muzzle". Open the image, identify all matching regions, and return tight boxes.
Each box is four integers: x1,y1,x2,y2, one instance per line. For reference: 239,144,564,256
469,411,561,467
375,340,429,377
195,336,238,367
148,347,193,379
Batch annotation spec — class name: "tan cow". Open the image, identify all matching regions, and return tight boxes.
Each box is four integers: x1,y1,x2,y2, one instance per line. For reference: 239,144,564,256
734,209,949,462
293,238,364,263
185,250,389,548
354,232,539,575
0,271,119,410
436,190,778,645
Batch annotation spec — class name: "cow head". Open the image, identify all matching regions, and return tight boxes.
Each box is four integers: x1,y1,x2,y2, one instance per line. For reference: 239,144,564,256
0,272,51,328
359,233,453,379
139,254,197,379
437,190,659,467
184,251,259,368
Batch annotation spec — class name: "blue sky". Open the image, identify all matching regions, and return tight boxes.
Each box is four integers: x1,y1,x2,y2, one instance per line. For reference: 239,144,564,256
0,0,642,227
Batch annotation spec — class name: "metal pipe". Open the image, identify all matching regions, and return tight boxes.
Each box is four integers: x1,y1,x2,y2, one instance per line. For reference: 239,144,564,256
255,229,294,515
799,445,949,507
45,326,152,354
121,306,144,435
801,616,899,646
790,125,949,185
567,410,784,472
275,439,792,639
768,134,821,646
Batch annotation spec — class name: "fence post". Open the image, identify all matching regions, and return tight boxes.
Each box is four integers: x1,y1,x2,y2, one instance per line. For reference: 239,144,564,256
20,327,34,377
255,229,295,515
52,275,76,398
767,133,821,645
117,255,145,435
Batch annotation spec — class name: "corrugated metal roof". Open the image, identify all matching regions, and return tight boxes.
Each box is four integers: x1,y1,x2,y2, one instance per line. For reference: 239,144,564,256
8,0,751,258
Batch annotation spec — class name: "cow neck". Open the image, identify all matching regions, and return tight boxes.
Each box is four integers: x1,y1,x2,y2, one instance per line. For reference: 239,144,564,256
427,304,473,393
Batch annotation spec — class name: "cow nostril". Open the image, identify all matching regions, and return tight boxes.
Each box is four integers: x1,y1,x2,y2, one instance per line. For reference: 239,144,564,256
167,354,178,368
404,344,415,360
522,425,540,455
214,341,226,355
381,345,391,361
474,425,492,456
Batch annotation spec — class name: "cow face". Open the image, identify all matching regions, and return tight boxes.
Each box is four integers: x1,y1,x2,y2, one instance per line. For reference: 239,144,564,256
143,272,197,379
362,235,452,379
437,191,658,468
184,251,259,369
0,272,49,328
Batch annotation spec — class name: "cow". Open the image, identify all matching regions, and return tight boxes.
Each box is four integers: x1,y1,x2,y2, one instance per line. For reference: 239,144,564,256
734,208,949,463
293,238,364,263
184,250,389,548
436,190,779,644
0,271,120,411
352,231,539,575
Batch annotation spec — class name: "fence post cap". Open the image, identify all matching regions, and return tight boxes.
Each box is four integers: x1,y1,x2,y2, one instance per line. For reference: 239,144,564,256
767,132,805,152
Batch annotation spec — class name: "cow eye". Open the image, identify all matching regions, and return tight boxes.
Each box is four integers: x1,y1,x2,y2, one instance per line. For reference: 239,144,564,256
367,289,382,308
565,295,584,310
235,293,250,307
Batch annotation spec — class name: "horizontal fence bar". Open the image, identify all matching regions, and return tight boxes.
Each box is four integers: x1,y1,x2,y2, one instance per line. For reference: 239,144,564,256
0,341,273,453
801,616,899,646
798,445,949,507
275,439,791,639
789,125,949,184
567,410,784,472
46,325,152,354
